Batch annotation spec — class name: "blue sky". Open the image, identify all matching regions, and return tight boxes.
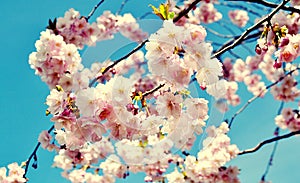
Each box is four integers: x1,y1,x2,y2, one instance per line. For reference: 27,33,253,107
0,0,299,182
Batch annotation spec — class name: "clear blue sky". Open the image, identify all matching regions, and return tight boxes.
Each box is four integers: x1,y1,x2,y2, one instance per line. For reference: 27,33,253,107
0,0,299,183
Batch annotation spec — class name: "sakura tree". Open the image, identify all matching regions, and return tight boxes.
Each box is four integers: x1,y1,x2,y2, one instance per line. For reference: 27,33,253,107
2,0,300,182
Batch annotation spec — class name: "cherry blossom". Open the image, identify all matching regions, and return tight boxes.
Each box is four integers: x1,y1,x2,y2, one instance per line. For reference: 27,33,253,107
275,107,300,131
194,2,222,24
228,10,249,27
20,1,300,183
0,163,26,183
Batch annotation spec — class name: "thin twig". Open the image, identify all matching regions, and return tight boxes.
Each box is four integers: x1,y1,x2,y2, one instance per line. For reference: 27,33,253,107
116,0,129,15
142,83,166,98
204,25,234,38
212,31,261,56
138,12,154,20
89,0,203,86
229,0,300,14
23,125,55,178
228,67,300,128
86,0,105,21
260,101,284,181
173,0,202,22
238,129,300,155
213,0,290,58
219,2,262,17
216,21,237,35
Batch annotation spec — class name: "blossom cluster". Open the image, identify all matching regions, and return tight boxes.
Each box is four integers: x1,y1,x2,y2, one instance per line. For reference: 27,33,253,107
0,163,26,183
275,107,300,131
167,122,240,183
28,30,83,89
228,10,249,27
145,20,222,91
55,9,148,49
22,0,300,182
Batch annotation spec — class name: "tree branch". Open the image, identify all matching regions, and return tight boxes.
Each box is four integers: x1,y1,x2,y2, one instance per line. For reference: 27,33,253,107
238,130,300,155
86,0,105,21
173,0,202,22
212,32,261,58
260,102,284,180
212,0,290,58
116,0,129,15
228,67,300,128
89,0,203,86
23,125,55,178
142,83,165,98
229,0,300,14
219,2,262,17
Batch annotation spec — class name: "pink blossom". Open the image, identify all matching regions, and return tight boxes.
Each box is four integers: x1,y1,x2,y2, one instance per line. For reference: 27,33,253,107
99,155,126,178
68,169,86,183
206,79,227,99
165,168,185,183
117,13,148,42
228,10,249,27
184,98,209,120
194,2,222,24
195,58,223,86
0,163,27,183
29,30,82,89
38,130,56,151
56,8,100,49
46,88,67,115
233,59,250,82
156,92,183,118
53,149,74,170
275,107,300,131
271,76,300,102
225,81,240,106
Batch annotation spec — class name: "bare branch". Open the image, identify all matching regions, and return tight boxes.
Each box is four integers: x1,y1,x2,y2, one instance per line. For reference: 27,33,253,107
116,0,129,15
86,0,105,21
260,102,284,180
213,32,261,58
219,2,262,17
238,130,300,155
23,125,55,178
229,0,300,14
142,83,166,98
204,25,235,38
173,0,202,22
212,0,290,58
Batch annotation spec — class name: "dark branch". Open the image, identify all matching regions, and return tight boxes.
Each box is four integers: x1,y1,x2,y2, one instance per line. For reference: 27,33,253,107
23,125,55,178
260,102,284,180
213,32,261,56
86,0,105,21
142,83,166,98
212,0,290,58
238,130,300,155
229,0,300,14
173,0,202,22
89,0,203,86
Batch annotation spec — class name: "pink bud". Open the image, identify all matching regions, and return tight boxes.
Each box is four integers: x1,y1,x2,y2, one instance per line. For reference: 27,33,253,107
110,68,116,75
280,37,289,47
273,61,282,69
200,85,206,90
255,44,262,55
262,44,268,52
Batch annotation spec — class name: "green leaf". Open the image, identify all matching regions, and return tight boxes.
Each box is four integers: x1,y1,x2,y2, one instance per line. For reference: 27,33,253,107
168,12,175,19
149,3,175,20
